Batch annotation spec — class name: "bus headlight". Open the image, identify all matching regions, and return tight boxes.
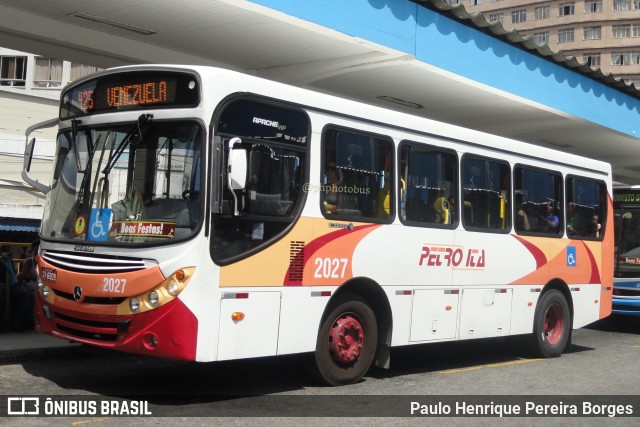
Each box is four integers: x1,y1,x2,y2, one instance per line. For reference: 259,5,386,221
120,267,195,315
166,278,179,296
41,285,50,299
148,290,159,307
130,297,140,313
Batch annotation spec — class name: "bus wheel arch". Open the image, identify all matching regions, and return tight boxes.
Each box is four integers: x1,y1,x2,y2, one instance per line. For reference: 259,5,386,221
313,278,392,385
528,280,573,358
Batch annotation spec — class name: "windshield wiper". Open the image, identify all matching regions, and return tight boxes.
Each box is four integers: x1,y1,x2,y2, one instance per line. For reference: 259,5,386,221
102,113,153,176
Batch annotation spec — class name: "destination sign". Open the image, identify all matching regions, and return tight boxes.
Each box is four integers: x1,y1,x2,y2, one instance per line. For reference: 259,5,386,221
60,70,200,119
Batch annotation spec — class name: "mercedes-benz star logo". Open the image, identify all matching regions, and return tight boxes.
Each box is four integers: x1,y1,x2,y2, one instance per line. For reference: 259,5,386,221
73,285,83,302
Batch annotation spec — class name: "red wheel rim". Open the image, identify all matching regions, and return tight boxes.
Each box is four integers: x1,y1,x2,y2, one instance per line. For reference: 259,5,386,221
328,314,365,365
543,303,564,345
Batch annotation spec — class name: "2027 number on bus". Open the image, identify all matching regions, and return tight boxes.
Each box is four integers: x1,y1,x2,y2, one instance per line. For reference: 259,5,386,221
313,257,349,279
102,278,127,294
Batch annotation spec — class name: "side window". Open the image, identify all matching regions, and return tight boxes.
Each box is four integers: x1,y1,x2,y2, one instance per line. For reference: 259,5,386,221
322,128,393,221
212,99,309,263
399,142,458,227
514,166,562,236
462,155,510,232
566,177,605,240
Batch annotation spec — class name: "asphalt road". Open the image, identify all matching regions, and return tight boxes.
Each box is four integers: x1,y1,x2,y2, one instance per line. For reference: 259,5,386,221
0,316,638,426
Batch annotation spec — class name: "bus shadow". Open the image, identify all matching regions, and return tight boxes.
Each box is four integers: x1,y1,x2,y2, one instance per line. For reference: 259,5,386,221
367,336,586,380
17,335,592,407
586,316,640,335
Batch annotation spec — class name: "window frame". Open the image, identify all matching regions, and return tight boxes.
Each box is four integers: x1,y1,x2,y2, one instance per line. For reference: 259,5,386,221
584,52,601,66
512,9,527,24
613,0,631,11
210,95,311,266
461,153,511,234
613,24,632,38
559,2,575,16
513,164,564,238
611,51,631,66
558,28,575,43
534,31,550,45
535,5,550,19
320,124,395,224
565,175,607,241
33,57,63,88
585,0,603,13
398,140,459,230
583,26,602,40
0,55,27,87
489,13,504,24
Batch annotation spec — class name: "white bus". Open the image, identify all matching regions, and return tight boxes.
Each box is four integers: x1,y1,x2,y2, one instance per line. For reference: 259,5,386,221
23,65,613,385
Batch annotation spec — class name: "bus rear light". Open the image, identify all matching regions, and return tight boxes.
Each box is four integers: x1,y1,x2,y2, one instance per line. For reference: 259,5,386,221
528,302,533,307
445,305,452,311
231,312,245,321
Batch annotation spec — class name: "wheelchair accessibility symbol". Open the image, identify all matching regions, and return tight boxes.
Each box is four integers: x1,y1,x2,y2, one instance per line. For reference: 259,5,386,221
88,208,112,241
566,245,577,267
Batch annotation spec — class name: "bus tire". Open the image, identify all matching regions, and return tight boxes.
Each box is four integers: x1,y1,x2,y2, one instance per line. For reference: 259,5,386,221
314,293,378,386
529,289,571,358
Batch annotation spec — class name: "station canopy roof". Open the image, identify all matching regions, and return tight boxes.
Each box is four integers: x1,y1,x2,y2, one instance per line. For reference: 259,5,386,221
1,0,640,183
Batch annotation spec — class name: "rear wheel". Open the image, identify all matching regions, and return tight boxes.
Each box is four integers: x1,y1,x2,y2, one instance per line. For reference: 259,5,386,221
314,293,377,386
529,289,571,358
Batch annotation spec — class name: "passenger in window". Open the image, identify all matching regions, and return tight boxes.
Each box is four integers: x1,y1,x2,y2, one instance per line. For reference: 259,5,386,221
567,200,585,236
323,161,341,214
515,194,531,231
446,196,456,224
399,177,407,221
542,202,559,233
432,197,450,224
589,213,602,238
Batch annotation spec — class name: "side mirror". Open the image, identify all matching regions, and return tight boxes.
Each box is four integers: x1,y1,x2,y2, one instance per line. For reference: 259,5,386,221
23,118,57,194
24,137,35,173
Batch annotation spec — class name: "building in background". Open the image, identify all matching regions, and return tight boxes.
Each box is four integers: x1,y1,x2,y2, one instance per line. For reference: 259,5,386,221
0,47,100,243
460,0,640,86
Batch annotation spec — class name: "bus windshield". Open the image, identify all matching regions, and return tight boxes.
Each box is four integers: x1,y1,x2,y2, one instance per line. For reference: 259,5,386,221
41,118,203,244
615,205,640,277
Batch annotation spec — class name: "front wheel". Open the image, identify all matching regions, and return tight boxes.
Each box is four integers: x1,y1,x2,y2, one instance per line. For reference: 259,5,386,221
314,293,377,386
529,289,571,358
